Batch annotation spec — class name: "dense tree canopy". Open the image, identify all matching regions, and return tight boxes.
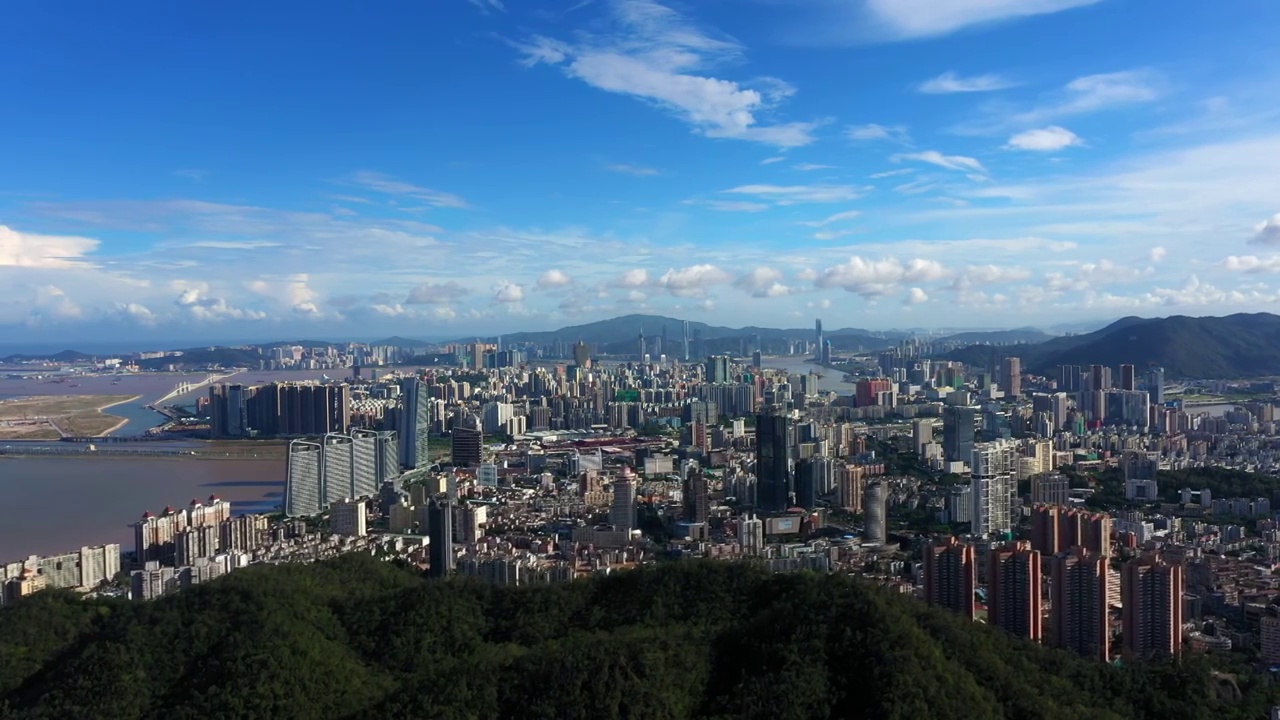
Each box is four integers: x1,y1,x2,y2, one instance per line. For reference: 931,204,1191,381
2,555,1276,719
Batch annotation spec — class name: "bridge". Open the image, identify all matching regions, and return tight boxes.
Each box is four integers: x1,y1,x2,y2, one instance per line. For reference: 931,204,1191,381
153,370,243,405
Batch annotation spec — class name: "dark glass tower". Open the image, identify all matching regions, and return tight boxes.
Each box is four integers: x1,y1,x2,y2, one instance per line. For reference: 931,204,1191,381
754,410,793,513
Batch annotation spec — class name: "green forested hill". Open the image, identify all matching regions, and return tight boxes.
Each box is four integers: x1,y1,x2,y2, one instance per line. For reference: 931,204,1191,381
0,555,1273,720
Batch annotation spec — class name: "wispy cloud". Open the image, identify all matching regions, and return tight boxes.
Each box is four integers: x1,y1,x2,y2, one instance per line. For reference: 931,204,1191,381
799,210,862,227
683,199,771,212
466,0,505,14
918,71,1019,94
960,70,1163,135
761,156,786,165
348,171,469,208
892,150,985,173
606,162,661,176
793,163,837,171
846,123,911,144
869,168,915,179
722,184,872,205
514,0,820,147
173,169,208,182
858,0,1103,40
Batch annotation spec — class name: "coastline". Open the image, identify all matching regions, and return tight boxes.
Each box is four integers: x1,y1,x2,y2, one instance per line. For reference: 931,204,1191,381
93,394,143,436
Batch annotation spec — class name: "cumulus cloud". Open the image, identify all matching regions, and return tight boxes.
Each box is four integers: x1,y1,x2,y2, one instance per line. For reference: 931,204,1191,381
918,71,1018,94
494,282,525,303
1251,213,1280,245
0,225,99,268
904,287,929,305
1149,246,1167,263
406,281,471,304
537,269,574,288
174,287,266,321
955,264,1032,286
892,150,985,173
735,267,794,298
1222,255,1280,274
657,264,732,296
618,268,650,287
1005,126,1082,151
815,256,948,298
514,0,819,147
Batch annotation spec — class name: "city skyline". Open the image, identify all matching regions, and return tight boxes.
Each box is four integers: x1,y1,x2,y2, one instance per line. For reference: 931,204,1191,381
3,1,1280,343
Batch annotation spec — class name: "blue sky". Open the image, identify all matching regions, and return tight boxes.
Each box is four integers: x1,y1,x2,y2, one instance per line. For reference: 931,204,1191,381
3,0,1280,344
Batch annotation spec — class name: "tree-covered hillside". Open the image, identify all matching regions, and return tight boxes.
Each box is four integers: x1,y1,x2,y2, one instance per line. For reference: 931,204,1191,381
1,555,1274,719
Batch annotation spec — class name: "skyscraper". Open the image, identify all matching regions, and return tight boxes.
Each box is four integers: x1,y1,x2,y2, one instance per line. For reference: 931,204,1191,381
684,469,710,524
754,410,793,513
398,377,431,470
1050,547,1111,661
923,537,976,619
451,424,483,467
285,439,323,517
1001,357,1022,398
572,341,591,368
1146,367,1165,406
284,430,397,517
706,354,731,384
912,418,932,455
426,497,454,579
682,320,690,361
330,498,367,537
611,477,636,532
814,318,823,360
942,406,976,464
987,541,1042,641
971,440,1017,536
1121,556,1184,658
1119,364,1136,391
1122,450,1160,501
863,480,887,546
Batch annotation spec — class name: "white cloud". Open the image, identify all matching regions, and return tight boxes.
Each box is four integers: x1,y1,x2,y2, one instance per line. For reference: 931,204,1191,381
815,256,949,298
1009,70,1162,128
793,163,836,171
173,287,266,321
467,0,505,14
956,264,1032,285
761,156,786,165
406,281,470,304
870,168,914,179
893,151,985,173
1149,246,1167,263
1222,255,1280,274
0,225,99,268
1251,213,1280,246
619,268,650,287
860,0,1102,40
348,171,469,208
28,285,83,322
905,287,929,305
735,267,794,298
799,210,862,227
685,199,771,212
494,282,525,303
807,298,832,309
606,163,660,176
846,123,911,144
918,71,1018,94
657,264,732,296
1005,126,1082,151
114,302,157,326
537,268,574,288
516,0,818,147
814,229,861,241
722,184,871,204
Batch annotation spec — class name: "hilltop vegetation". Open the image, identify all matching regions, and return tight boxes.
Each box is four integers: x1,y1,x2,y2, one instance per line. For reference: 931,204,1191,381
1,555,1275,719
944,313,1280,379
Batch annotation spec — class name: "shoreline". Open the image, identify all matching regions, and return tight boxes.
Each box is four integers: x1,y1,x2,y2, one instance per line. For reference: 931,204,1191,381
91,394,143,437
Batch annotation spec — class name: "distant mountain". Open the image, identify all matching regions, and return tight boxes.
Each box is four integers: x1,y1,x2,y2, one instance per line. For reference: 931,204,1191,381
453,314,906,356
936,328,1053,346
943,313,1280,380
369,336,431,348
0,349,93,364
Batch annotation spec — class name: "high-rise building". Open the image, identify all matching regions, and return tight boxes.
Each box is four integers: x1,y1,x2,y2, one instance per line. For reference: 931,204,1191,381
863,481,887,546
754,410,793,513
814,318,823,360
572,341,591,368
1059,365,1081,393
611,477,636,532
684,469,710,524
1031,505,1111,557
1031,474,1070,506
922,537,976,619
1121,556,1184,658
1089,364,1108,391
706,355,731,384
1119,364,1136,391
451,425,483,467
741,513,764,555
855,377,893,407
971,440,1017,536
682,320,690,362
426,497,454,579
942,406,976,464
912,418,932,455
1122,450,1160,501
987,541,1042,640
330,498,368,537
284,430,396,517
1001,357,1022,398
398,378,431,470
1146,367,1165,406
1050,547,1111,661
